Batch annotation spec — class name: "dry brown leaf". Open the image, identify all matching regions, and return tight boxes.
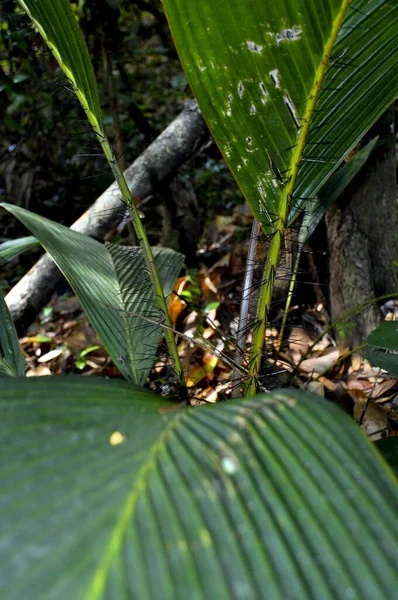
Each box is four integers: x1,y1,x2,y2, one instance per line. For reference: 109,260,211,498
375,394,398,422
168,277,187,327
348,353,363,374
354,400,389,440
347,388,368,404
202,275,218,296
312,336,332,352
300,348,340,374
26,365,51,377
346,377,373,392
372,379,397,399
317,375,337,392
208,253,231,272
37,348,64,363
288,327,312,355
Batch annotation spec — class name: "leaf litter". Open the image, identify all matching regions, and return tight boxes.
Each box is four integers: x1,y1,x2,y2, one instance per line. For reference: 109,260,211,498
15,207,398,443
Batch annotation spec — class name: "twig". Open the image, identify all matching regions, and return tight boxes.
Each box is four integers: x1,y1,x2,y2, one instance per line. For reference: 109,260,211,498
232,218,260,397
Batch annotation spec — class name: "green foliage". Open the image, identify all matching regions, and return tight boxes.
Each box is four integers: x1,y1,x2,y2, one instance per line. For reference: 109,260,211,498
163,0,398,229
0,203,183,385
376,437,398,477
1,377,397,599
367,321,398,351
0,236,39,265
363,321,398,377
0,289,24,377
14,0,186,386
2,2,398,596
163,0,398,392
278,137,379,347
301,137,379,244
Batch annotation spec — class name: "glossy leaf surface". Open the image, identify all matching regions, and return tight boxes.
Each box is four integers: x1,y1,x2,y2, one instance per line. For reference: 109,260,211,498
0,290,24,376
0,204,183,385
163,0,398,230
0,236,39,265
1,377,397,599
367,321,398,351
363,321,398,377
302,137,378,243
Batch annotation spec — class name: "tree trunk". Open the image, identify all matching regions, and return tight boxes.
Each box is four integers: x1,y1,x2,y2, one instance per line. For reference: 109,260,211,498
326,106,398,348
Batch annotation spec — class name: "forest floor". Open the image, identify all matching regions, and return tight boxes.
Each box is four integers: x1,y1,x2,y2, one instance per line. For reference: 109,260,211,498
9,200,398,445
1,1,397,454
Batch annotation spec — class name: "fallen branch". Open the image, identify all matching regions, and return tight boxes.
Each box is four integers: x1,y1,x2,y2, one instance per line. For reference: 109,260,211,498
6,101,208,333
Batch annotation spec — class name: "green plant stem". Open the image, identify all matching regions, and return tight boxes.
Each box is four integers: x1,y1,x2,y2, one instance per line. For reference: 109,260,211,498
243,1,351,396
100,137,187,397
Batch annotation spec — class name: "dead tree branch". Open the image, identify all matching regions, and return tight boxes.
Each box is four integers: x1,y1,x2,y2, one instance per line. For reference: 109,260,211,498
6,101,209,333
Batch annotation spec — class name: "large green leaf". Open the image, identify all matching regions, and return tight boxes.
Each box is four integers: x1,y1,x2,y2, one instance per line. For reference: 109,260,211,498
302,136,378,244
163,0,398,230
0,204,183,385
376,437,398,477
0,290,24,377
16,0,104,135
1,376,397,598
362,321,398,377
0,236,39,265
106,242,184,384
367,321,398,351
17,0,186,388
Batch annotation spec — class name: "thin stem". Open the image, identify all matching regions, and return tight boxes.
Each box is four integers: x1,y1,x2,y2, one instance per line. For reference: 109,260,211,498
112,304,250,378
100,135,187,398
243,0,351,396
232,218,260,397
276,239,301,354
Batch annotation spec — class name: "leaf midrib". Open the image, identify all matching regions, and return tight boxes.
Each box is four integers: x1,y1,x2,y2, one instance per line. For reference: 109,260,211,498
283,0,352,221
88,407,189,599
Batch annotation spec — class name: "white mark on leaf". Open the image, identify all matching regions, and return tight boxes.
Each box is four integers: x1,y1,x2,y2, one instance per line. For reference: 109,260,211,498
250,103,256,115
245,137,256,153
246,41,263,54
269,69,280,88
259,82,269,104
257,182,266,200
268,25,302,45
226,93,233,117
283,93,301,130
238,81,244,98
221,455,238,475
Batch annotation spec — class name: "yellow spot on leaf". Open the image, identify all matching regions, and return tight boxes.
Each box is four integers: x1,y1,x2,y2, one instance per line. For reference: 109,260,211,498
109,431,125,446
